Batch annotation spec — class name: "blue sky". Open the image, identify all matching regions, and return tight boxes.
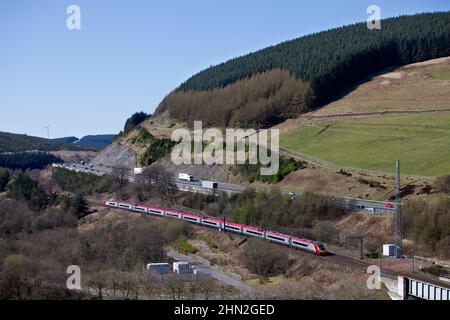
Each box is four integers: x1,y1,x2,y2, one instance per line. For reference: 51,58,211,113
1,0,449,138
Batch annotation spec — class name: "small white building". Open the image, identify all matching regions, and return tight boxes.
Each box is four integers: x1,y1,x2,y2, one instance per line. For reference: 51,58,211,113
146,263,171,274
383,244,401,258
193,268,212,278
173,261,191,274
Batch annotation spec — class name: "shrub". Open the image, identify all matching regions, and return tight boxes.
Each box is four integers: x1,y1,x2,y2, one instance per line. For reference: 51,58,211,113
404,196,450,254
241,239,289,277
61,194,88,219
0,152,62,170
0,168,11,192
33,208,77,231
196,234,218,249
140,137,176,166
234,156,305,184
124,112,149,134
6,174,49,211
174,239,198,254
130,127,153,145
53,168,111,195
421,265,447,277
182,193,216,211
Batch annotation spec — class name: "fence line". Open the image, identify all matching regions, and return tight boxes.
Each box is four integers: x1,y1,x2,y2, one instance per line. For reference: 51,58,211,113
279,148,435,181
298,108,450,119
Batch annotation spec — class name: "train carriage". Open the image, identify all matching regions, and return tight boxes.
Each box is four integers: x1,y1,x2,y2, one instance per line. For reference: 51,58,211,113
265,231,290,245
291,237,326,254
165,210,183,219
312,241,326,255
132,205,148,213
290,236,313,251
242,225,265,238
118,202,133,210
145,206,165,216
224,221,244,233
105,200,118,208
104,199,326,255
182,213,202,224
201,217,224,229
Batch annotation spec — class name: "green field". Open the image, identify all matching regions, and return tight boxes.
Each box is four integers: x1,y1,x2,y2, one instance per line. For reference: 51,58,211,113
432,65,450,80
280,113,450,176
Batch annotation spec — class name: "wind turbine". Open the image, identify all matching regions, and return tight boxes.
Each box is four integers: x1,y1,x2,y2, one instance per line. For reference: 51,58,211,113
44,125,50,139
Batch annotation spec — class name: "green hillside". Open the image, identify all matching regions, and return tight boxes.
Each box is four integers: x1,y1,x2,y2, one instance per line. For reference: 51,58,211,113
155,12,450,128
0,132,93,153
53,136,79,144
53,135,116,150
280,113,450,177
77,135,116,150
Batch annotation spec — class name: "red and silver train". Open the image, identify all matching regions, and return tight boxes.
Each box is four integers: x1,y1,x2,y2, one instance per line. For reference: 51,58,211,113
105,200,326,255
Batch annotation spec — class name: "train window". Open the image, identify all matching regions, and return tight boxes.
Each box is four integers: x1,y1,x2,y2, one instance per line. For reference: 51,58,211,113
167,213,179,217
292,241,307,247
267,235,286,242
203,221,218,226
314,242,326,250
183,217,198,221
245,230,263,236
149,210,162,215
226,226,240,231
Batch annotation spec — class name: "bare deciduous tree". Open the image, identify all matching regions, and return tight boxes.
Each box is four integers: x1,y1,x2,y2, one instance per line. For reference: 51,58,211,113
241,238,289,278
117,271,139,300
133,164,165,201
139,271,160,299
86,271,109,300
111,165,131,200
153,167,177,205
197,277,216,300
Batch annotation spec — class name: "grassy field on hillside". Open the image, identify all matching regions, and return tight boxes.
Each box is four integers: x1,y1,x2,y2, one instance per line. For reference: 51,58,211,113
280,113,450,176
307,57,450,115
432,64,450,80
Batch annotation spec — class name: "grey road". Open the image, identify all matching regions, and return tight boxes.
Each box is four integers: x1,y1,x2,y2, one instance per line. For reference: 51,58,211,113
166,250,253,294
53,162,397,214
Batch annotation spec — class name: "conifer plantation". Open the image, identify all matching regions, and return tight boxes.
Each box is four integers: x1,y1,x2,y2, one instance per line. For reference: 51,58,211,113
156,12,450,128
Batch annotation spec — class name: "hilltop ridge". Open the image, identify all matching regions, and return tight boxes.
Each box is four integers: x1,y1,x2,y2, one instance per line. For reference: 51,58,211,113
279,56,450,177
155,12,450,128
0,131,93,153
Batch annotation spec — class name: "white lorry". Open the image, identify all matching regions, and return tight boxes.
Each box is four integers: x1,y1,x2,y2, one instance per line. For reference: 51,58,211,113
134,167,144,174
178,173,194,181
201,180,218,189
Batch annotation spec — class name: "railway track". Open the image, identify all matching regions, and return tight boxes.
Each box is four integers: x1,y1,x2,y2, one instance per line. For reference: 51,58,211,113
57,163,397,214
323,253,370,272
89,199,385,275
321,253,398,280
88,200,450,289
323,252,450,287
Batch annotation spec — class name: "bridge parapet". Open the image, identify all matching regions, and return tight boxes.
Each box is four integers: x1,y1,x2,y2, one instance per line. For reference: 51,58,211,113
381,274,450,300
406,277,450,300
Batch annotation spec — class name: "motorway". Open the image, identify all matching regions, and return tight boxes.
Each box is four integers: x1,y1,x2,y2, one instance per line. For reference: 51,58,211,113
53,162,397,214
